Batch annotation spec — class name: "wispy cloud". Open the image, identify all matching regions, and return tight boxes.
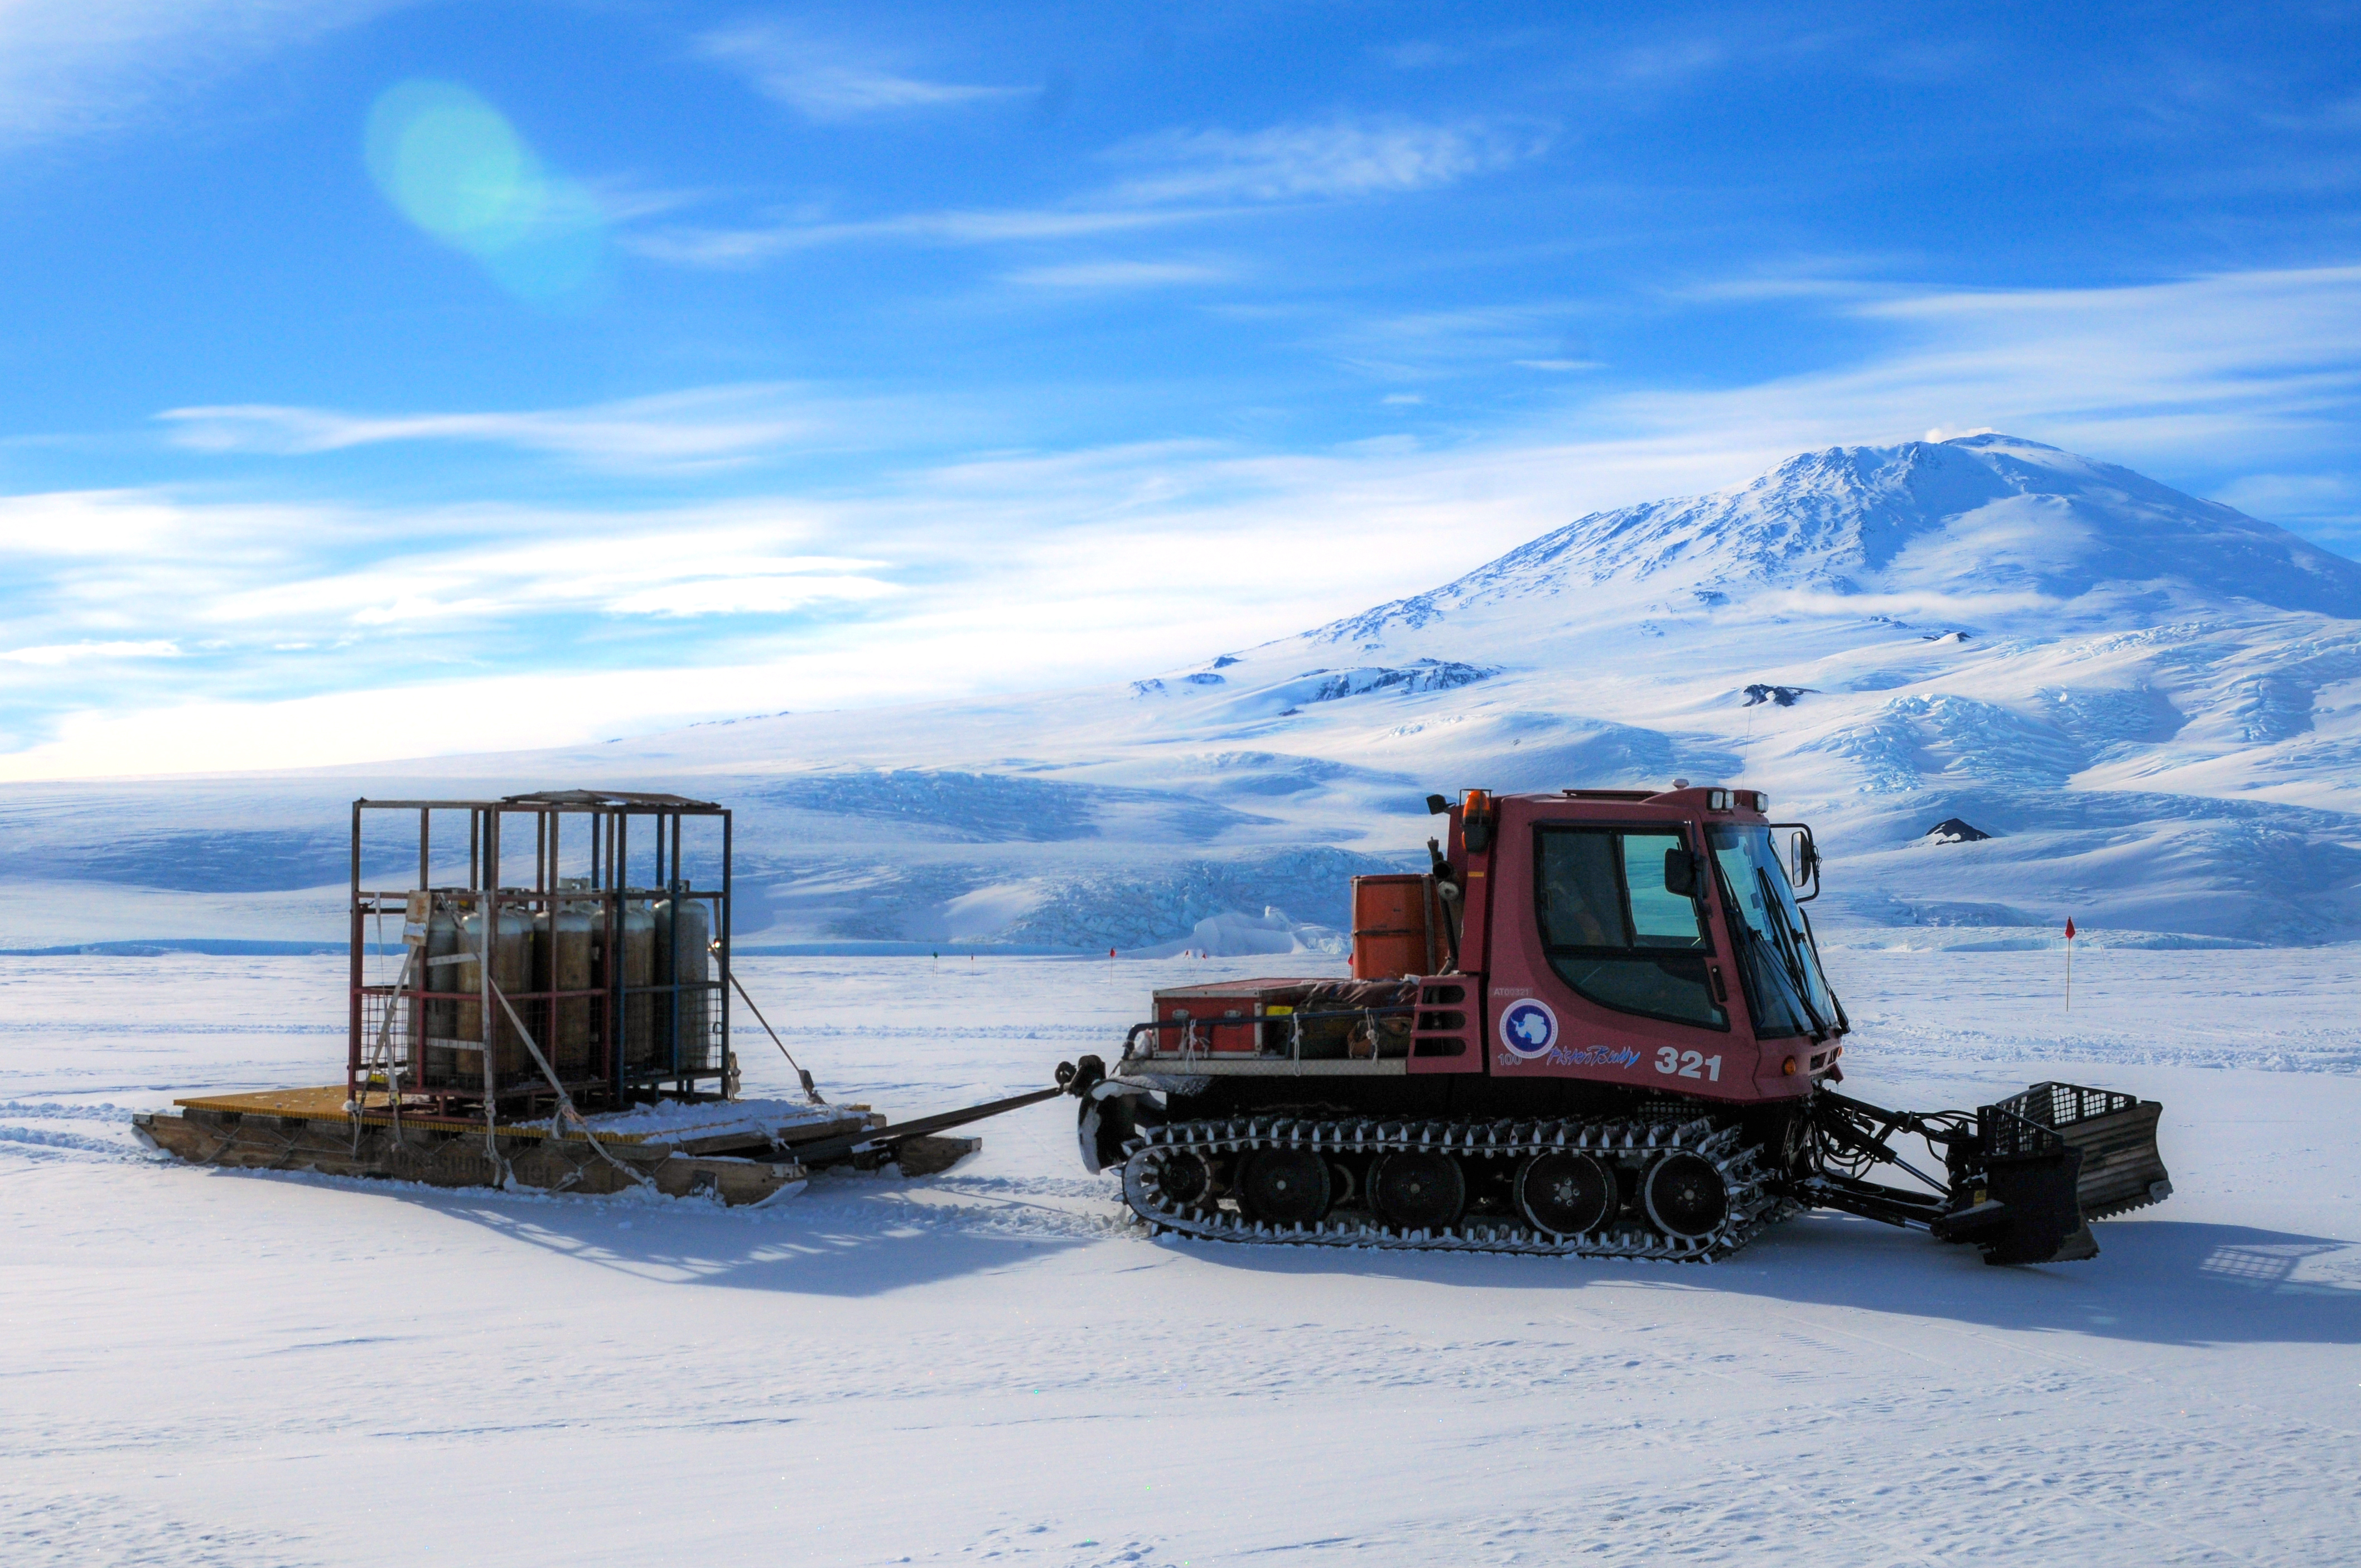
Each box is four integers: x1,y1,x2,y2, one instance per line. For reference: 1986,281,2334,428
1620,264,2361,466
624,204,1215,267
1609,38,1728,84
2209,470,2361,531
1320,303,1592,382
202,527,900,630
1102,118,1542,205
1665,275,1891,305
627,115,1539,268
1374,28,1556,73
1001,259,1232,290
0,489,197,556
158,384,852,470
578,175,722,225
695,22,1024,121
0,639,178,665
0,489,911,688
0,0,395,146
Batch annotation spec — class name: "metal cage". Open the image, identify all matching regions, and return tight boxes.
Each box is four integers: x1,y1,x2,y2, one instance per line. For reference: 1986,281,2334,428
349,790,733,1119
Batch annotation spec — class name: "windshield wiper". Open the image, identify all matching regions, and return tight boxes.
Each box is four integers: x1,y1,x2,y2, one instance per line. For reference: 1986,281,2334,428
1794,900,1849,1035
1756,866,1831,1042
1721,887,1814,1038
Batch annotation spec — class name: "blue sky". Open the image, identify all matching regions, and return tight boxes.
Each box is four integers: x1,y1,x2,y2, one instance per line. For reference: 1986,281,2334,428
4,1,2361,776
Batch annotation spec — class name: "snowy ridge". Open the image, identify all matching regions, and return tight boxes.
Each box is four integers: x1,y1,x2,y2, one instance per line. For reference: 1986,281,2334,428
9,434,2361,948
1320,436,2361,641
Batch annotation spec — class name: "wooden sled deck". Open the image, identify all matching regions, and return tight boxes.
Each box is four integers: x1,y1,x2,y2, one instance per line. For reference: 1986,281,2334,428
134,1087,978,1206
128,795,999,1207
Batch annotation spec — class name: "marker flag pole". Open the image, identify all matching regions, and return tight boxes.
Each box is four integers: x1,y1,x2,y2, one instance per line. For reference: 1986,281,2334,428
2064,916,2077,1012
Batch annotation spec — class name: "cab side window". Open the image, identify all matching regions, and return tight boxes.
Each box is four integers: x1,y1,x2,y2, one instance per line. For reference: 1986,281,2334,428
1534,826,1725,1029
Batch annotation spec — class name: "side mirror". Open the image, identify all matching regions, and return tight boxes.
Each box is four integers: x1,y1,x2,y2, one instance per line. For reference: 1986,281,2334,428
1663,847,1699,898
1779,825,1822,901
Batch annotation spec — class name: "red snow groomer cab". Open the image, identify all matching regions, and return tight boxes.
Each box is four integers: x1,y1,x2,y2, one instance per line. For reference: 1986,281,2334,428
1059,785,2172,1265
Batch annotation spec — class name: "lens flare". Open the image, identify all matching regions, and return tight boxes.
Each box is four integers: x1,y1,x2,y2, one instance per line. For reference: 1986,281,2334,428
365,80,605,308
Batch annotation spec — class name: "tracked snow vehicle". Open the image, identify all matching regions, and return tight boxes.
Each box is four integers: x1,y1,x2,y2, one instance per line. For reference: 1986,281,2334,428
1060,785,2171,1265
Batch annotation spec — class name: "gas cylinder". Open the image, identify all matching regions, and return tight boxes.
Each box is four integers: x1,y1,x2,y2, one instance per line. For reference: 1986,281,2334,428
422,896,461,1085
541,893,599,1079
653,890,711,1077
450,900,534,1085
617,899,656,1074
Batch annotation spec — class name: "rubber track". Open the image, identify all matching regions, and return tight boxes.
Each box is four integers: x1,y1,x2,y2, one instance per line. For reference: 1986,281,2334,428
1120,1113,1781,1262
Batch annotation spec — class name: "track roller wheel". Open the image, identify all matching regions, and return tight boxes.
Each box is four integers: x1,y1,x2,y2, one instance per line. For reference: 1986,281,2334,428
1643,1151,1729,1240
1371,1150,1465,1231
1155,1149,1211,1209
1237,1147,1331,1226
1771,1111,1812,1182
1515,1150,1614,1237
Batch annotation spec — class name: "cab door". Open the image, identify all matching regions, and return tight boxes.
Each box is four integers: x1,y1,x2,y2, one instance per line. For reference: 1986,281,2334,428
1485,816,1751,1098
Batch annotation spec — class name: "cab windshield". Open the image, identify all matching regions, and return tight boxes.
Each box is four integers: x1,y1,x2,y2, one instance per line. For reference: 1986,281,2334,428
1707,824,1843,1040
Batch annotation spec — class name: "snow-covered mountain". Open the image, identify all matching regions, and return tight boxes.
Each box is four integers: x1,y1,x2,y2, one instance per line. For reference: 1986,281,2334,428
1354,435,2361,625
11,434,2361,951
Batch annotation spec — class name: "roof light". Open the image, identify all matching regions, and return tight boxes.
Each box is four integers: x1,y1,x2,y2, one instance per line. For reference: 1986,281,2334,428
1460,789,1496,854
1707,788,1730,811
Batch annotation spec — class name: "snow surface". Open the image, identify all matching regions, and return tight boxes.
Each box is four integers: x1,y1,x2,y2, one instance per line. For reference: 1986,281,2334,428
8,434,2361,952
4,949,2359,1565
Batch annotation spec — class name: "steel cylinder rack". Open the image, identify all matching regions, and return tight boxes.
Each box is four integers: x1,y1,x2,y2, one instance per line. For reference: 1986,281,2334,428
349,790,733,1117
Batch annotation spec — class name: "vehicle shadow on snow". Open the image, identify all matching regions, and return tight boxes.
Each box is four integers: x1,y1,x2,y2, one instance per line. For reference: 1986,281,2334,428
1167,1213,2361,1348
363,1170,1100,1299
1736,1215,2361,1347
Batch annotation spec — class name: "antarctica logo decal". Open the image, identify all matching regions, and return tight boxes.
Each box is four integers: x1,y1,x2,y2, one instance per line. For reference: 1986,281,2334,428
1498,997,1559,1059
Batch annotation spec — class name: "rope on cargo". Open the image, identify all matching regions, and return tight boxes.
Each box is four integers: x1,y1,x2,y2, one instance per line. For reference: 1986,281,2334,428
487,978,655,1193
725,960,825,1104
356,901,389,1160
353,942,416,1159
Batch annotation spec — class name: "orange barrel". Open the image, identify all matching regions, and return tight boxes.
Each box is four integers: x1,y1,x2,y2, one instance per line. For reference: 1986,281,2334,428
1351,874,1436,980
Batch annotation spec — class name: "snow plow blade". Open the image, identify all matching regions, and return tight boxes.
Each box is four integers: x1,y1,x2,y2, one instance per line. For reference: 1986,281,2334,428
1992,1082,2172,1220
1803,1080,2169,1266
1939,1082,2168,1264
1928,1144,2099,1265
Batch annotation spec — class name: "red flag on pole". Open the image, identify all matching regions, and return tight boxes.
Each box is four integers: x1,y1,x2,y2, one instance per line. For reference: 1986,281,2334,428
2064,917,2076,940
